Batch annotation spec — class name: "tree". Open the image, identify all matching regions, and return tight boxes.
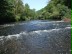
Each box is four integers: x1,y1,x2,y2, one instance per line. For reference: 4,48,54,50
37,0,71,20
20,4,37,21
11,0,24,21
0,0,16,24
0,0,24,24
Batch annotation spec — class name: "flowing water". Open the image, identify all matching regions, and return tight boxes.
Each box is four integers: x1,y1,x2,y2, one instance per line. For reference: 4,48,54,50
0,20,71,54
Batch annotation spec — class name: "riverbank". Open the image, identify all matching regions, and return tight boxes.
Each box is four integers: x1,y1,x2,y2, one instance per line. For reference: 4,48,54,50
0,19,71,25
63,18,71,22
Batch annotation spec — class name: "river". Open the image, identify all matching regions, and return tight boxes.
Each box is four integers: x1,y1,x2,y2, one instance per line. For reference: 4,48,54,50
0,20,71,54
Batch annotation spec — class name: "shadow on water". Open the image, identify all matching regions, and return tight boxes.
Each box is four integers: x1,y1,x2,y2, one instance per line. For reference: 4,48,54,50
0,20,71,54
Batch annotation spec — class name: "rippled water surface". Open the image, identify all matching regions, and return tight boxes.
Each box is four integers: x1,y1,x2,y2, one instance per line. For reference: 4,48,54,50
0,20,71,54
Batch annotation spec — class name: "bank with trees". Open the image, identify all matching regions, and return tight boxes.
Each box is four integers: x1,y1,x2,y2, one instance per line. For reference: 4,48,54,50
0,0,71,24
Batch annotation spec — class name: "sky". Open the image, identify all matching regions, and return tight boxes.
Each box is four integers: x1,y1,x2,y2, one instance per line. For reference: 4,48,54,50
22,0,50,11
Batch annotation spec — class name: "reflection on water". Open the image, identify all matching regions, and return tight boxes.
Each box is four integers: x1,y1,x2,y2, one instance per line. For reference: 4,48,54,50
0,20,71,54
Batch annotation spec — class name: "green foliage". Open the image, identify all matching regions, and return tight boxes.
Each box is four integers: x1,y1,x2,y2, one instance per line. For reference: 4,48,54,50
11,0,24,21
37,0,71,20
63,9,71,19
0,0,71,24
20,4,37,21
64,0,71,8
0,0,24,24
0,0,16,24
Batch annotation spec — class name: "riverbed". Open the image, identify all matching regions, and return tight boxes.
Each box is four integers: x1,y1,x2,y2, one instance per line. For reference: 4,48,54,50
0,20,71,54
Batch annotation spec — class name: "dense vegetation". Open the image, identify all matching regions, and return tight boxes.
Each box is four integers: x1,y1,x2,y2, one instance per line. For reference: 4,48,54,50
0,0,71,24
37,0,71,20
0,0,37,24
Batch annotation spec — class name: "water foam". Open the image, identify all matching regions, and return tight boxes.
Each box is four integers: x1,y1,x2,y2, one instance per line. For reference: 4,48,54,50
0,24,15,27
0,31,28,40
32,28,61,34
30,26,71,35
65,27,72,29
0,26,71,40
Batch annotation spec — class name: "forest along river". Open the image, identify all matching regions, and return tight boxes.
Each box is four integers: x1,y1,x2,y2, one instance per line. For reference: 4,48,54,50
0,20,71,54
